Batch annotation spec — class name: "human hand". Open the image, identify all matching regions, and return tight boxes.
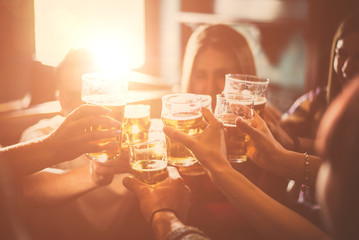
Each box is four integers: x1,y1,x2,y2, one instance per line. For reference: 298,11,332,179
236,110,286,170
163,108,230,172
90,149,132,186
262,104,295,150
46,104,122,164
122,167,191,222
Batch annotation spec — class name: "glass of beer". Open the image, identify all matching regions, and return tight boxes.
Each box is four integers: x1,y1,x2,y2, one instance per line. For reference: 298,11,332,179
161,93,202,167
223,74,269,117
215,94,254,163
81,72,128,162
122,104,151,147
178,94,211,176
129,138,168,184
198,94,212,112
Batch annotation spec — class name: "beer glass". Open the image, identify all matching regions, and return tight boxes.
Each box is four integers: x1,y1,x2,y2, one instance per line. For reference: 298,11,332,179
161,93,202,167
223,74,269,117
215,94,254,163
129,138,168,184
198,94,212,112
82,72,128,162
122,104,151,147
178,94,211,176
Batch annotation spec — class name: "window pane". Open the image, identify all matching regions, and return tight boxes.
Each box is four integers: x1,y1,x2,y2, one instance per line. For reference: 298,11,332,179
34,0,144,72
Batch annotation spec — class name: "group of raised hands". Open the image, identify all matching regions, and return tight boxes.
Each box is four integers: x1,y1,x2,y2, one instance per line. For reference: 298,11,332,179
0,103,327,240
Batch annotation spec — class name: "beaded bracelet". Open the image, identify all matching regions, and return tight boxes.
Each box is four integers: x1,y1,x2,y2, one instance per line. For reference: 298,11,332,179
301,152,310,192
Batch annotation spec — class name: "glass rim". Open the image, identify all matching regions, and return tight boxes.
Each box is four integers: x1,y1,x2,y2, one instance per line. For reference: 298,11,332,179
161,93,202,104
225,74,269,85
216,93,255,101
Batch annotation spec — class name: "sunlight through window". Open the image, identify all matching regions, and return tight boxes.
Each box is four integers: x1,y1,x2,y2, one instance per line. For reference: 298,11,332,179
34,0,145,73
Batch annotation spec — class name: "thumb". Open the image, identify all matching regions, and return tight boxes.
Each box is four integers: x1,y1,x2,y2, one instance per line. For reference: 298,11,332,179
236,117,261,139
122,176,147,196
163,126,196,150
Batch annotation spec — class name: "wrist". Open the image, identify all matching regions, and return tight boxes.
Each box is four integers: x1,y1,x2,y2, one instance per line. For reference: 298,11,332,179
150,208,178,224
152,211,184,240
207,162,235,184
203,151,232,173
35,136,59,166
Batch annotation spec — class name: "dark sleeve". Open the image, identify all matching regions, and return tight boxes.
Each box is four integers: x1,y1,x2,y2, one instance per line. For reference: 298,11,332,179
165,226,211,240
280,88,326,138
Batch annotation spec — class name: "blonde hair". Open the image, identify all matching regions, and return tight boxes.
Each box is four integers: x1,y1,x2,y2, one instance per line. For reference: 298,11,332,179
181,24,256,93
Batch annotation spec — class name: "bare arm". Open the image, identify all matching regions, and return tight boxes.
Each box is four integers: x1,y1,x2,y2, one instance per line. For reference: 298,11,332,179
18,152,130,207
0,105,121,178
19,166,98,206
209,164,326,240
237,112,322,187
163,108,329,240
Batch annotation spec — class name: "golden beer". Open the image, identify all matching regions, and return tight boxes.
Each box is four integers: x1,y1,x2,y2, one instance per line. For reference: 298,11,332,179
224,123,249,163
122,105,151,146
215,94,253,163
254,96,267,117
129,139,167,184
82,94,125,162
216,113,249,163
131,160,168,184
178,162,207,176
162,112,202,166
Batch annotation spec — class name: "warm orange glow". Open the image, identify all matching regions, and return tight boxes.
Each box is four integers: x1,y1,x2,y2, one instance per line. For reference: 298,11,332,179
34,0,144,72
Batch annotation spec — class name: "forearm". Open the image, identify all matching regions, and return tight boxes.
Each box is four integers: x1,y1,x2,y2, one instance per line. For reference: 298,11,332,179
267,149,322,187
152,211,185,240
152,211,210,240
19,165,99,206
0,137,57,178
209,166,327,240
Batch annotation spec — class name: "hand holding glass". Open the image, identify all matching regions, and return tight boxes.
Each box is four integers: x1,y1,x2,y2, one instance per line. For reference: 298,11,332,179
215,94,254,163
161,93,202,167
82,72,128,162
129,139,168,184
223,74,269,116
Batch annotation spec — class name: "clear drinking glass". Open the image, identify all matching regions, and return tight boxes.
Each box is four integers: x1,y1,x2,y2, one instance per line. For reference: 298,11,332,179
122,104,151,147
215,94,254,163
178,94,212,176
223,74,269,117
81,72,128,162
161,93,202,167
129,138,168,184
198,94,212,112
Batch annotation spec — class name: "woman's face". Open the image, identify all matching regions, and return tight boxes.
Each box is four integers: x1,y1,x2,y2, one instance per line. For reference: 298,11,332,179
190,46,238,102
333,32,359,86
